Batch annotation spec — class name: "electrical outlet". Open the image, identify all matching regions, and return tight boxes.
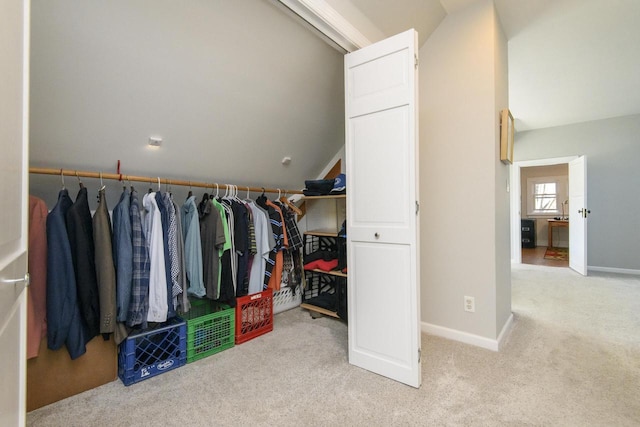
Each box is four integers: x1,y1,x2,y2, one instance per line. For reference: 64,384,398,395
464,296,475,313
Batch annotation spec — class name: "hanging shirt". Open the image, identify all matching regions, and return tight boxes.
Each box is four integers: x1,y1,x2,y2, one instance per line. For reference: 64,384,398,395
181,195,205,297
256,196,279,291
199,196,226,300
46,189,87,360
220,200,239,289
128,189,150,327
247,201,272,295
156,191,177,318
163,193,182,309
229,200,250,296
27,196,48,359
112,188,132,323
282,205,303,251
66,186,100,341
266,199,289,291
212,198,234,305
172,198,190,314
143,192,168,322
93,188,117,337
156,192,176,319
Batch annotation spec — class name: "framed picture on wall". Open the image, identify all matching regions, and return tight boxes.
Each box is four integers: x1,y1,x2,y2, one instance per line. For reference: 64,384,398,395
500,109,514,164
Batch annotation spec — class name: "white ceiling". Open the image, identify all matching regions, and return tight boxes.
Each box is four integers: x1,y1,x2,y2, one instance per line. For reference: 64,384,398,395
346,0,640,132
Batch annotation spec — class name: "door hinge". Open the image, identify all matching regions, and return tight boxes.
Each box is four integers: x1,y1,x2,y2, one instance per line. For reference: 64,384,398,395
418,348,421,363
415,201,420,215
414,54,419,69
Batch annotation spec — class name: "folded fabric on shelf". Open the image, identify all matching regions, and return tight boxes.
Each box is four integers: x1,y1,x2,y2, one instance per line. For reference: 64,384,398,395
304,250,338,264
303,179,335,196
304,258,339,272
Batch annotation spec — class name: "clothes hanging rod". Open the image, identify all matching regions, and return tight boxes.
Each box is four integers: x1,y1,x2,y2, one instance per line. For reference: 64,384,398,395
29,167,303,195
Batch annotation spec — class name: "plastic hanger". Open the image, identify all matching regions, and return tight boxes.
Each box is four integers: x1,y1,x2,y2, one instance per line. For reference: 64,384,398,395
76,171,84,189
256,187,267,207
233,185,242,202
60,169,65,190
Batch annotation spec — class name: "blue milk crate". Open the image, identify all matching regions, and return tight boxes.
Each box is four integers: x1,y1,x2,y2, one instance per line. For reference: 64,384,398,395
118,317,187,386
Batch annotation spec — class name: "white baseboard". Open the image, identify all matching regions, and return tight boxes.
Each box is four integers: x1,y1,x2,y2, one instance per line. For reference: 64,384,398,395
421,314,514,352
496,313,514,350
588,266,640,276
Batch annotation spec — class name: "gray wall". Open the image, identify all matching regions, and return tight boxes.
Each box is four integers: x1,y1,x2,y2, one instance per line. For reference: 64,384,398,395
419,0,510,342
29,0,345,209
514,114,640,271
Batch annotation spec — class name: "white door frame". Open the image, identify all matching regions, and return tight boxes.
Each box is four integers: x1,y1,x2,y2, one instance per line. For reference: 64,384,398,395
510,156,579,264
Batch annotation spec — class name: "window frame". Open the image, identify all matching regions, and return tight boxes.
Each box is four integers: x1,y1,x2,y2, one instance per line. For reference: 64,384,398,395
526,176,568,217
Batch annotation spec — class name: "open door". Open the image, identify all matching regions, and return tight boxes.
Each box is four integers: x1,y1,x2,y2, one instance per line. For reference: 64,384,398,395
345,29,421,388
569,156,588,275
0,0,30,425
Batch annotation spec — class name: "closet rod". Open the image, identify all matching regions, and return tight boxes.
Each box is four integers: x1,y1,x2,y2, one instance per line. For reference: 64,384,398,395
29,167,303,195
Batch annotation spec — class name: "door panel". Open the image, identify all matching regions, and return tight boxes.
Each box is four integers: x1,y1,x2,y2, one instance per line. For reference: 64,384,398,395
0,0,29,425
346,29,421,388
569,156,587,275
350,106,411,243
351,242,414,368
348,47,410,117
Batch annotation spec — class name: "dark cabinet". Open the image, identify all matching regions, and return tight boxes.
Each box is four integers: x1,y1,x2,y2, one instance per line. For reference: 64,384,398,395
521,219,536,248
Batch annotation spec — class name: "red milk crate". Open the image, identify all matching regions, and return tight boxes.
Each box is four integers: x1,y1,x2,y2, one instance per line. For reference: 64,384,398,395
235,289,273,344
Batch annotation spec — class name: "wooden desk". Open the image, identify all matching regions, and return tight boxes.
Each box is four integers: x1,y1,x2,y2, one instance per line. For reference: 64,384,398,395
547,219,568,248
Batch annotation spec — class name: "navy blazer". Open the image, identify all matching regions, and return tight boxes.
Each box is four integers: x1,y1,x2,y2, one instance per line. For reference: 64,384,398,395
46,189,87,360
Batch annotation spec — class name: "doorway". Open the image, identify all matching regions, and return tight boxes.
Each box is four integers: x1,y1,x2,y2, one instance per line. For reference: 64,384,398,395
520,164,569,268
510,155,585,273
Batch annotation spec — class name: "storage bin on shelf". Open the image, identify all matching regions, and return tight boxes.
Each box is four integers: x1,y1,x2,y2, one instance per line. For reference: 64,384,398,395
235,288,273,344
302,271,347,320
179,298,235,363
304,233,339,255
118,317,186,386
272,284,302,314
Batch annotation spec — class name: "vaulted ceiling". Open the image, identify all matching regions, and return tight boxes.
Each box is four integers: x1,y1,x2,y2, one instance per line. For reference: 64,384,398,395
342,0,640,131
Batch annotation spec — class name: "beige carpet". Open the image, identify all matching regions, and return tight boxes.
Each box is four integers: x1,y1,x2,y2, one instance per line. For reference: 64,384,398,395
27,265,640,426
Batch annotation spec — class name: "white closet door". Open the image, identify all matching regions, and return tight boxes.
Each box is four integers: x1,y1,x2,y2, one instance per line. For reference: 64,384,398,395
569,155,588,275
0,0,29,425
345,29,421,388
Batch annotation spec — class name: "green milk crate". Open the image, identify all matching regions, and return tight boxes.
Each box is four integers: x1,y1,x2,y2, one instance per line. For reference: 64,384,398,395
180,298,235,363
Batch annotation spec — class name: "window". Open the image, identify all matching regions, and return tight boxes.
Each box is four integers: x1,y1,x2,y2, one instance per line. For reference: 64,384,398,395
526,176,567,216
533,182,557,212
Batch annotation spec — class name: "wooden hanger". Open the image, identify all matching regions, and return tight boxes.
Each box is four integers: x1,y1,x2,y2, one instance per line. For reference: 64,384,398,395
280,193,302,215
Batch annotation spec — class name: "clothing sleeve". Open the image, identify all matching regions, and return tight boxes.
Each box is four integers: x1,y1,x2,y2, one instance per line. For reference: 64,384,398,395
27,196,48,359
185,211,205,297
214,208,226,249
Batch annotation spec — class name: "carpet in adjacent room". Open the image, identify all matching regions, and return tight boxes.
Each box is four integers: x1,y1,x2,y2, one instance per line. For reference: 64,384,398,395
544,246,568,260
